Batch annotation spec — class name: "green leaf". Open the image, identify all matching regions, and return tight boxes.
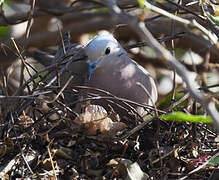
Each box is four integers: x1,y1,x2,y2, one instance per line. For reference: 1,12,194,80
209,155,219,166
158,88,187,110
160,112,213,124
207,14,219,26
137,0,144,8
0,26,9,37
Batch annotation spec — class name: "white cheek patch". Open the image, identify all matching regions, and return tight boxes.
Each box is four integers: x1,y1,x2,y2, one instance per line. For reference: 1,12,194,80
121,64,136,80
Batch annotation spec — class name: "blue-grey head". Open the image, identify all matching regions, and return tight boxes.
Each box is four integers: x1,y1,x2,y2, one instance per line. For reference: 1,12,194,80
85,34,126,79
85,34,126,62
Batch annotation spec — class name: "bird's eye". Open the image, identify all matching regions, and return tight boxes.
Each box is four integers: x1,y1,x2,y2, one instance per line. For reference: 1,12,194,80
105,47,111,55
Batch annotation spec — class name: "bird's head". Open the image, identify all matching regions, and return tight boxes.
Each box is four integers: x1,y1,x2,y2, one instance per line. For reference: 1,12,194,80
85,34,125,62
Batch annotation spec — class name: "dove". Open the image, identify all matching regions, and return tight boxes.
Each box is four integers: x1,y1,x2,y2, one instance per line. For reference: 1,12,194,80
85,34,158,116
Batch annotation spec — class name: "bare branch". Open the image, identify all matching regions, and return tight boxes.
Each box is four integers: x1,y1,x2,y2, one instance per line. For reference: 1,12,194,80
104,0,219,131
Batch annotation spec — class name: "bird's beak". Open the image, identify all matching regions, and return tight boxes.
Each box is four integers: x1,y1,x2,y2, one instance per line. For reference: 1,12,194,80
87,60,101,80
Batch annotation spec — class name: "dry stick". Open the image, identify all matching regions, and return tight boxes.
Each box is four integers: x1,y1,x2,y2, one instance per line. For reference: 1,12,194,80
56,100,79,117
165,92,190,112
170,0,181,102
47,139,58,180
151,145,179,165
104,0,219,131
136,81,163,169
0,69,9,118
86,94,141,117
199,84,219,90
202,3,219,39
45,75,74,103
0,42,40,87
73,94,162,115
210,0,219,5
204,3,219,38
119,116,154,140
73,85,165,114
58,25,66,56
73,86,145,121
179,151,219,180
44,52,86,88
90,91,143,117
38,116,64,136
136,82,158,117
23,109,63,134
11,38,34,91
54,27,67,98
10,113,34,175
124,32,185,50
143,0,217,43
14,55,86,96
24,0,35,48
0,43,19,58
0,84,94,100
166,0,205,20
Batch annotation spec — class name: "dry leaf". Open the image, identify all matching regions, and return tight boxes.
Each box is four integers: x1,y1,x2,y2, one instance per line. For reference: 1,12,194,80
75,104,126,135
